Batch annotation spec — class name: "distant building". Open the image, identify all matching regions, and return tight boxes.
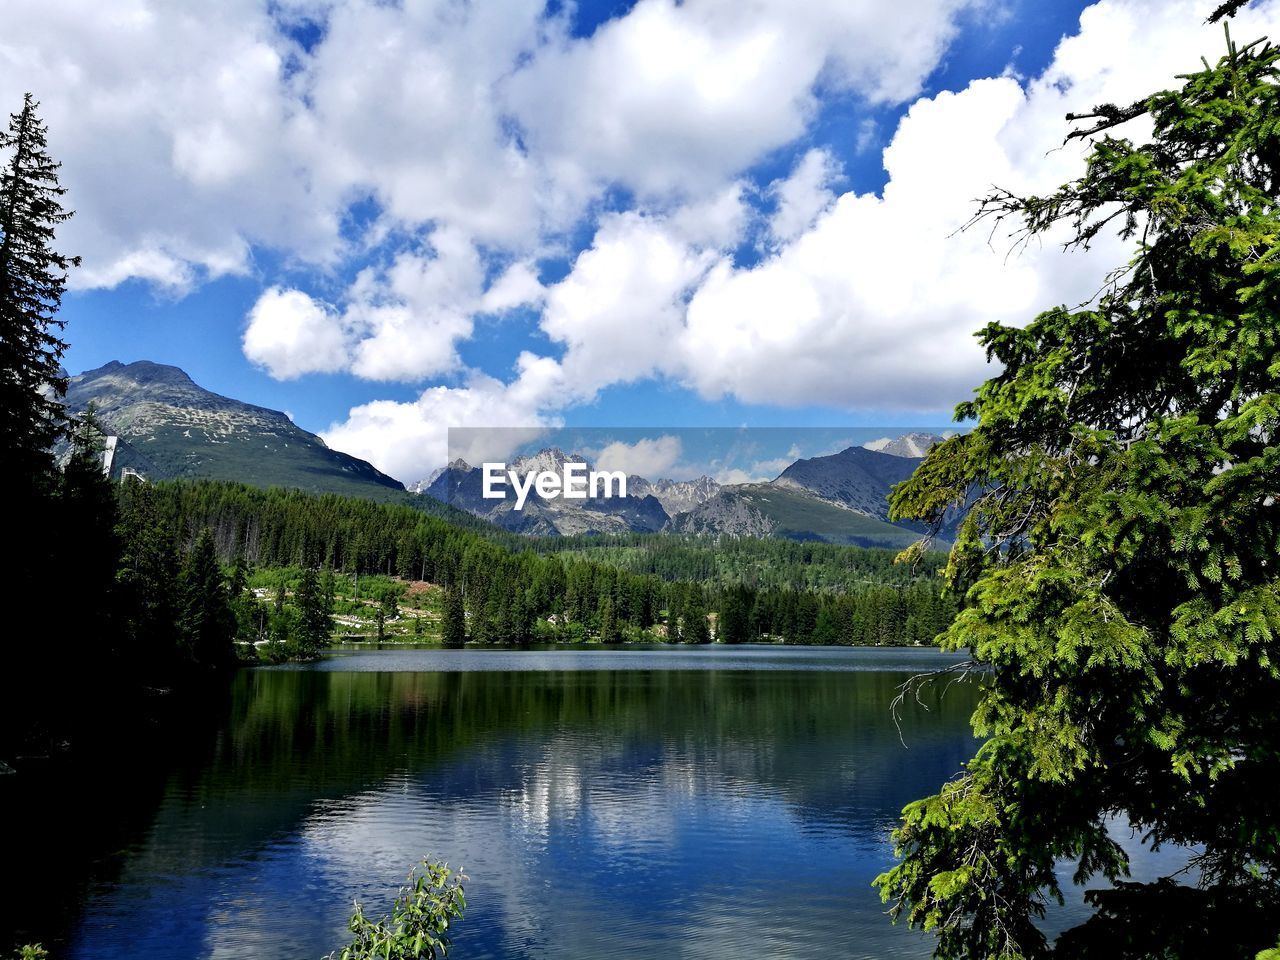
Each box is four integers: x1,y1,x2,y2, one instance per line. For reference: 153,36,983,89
101,436,118,478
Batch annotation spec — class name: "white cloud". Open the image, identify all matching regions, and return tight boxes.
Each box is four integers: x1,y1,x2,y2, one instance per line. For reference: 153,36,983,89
0,0,338,292
669,183,751,249
243,287,349,379
854,117,879,155
593,435,684,478
1,0,983,291
679,76,1054,409
346,227,486,381
480,262,546,314
712,446,801,485
768,148,841,246
441,0,1280,424
10,0,1277,475
666,0,1280,409
243,226,498,384
713,468,764,485
540,211,723,395
505,0,983,199
321,352,568,482
299,0,549,247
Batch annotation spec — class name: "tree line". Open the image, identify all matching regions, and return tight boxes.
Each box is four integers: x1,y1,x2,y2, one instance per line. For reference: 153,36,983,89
139,478,955,647
541,532,948,591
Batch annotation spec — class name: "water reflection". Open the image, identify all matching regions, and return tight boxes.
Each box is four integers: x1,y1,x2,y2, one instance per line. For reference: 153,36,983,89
56,650,981,959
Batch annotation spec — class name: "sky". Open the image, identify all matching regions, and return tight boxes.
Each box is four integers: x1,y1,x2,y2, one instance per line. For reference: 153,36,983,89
4,0,1279,484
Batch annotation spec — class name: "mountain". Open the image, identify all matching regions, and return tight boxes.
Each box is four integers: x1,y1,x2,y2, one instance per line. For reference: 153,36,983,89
668,483,923,549
511,447,578,476
422,451,672,535
863,432,945,458
772,445,921,519
65,361,406,498
626,475,720,515
665,442,962,548
63,363,950,545
419,443,946,544
408,465,448,494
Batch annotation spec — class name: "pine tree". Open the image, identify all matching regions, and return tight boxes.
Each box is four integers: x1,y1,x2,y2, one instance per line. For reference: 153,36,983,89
321,567,336,615
374,587,398,642
0,94,79,500
228,551,250,599
0,94,80,740
227,552,258,644
682,595,709,645
878,20,1280,958
59,406,118,623
442,584,466,648
176,529,235,670
115,478,179,671
294,566,333,659
718,585,753,644
598,595,617,644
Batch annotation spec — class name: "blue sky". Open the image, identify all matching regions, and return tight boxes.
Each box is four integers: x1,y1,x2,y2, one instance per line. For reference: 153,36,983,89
7,0,1276,482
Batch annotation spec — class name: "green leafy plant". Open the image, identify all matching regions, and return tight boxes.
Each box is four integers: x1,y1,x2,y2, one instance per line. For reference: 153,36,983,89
326,859,466,960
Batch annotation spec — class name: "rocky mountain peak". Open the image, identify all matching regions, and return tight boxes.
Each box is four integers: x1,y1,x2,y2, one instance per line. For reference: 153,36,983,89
863,432,945,458
510,447,588,474
65,360,404,497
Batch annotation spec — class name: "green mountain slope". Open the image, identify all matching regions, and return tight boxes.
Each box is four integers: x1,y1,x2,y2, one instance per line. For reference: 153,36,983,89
670,484,924,550
66,361,406,499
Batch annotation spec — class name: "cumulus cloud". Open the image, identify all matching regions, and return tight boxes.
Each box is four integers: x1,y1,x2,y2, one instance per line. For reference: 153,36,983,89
480,262,546,314
711,445,803,485
540,211,725,395
505,0,983,198
0,0,983,291
592,435,684,478
299,0,548,246
244,226,507,383
321,353,568,482
320,0,1280,483
768,148,841,246
0,0,550,290
243,287,349,379
346,227,486,381
678,75,1059,409
0,0,337,292
556,0,1280,412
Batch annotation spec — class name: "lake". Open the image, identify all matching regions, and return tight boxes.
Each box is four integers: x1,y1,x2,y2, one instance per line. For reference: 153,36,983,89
0,646,1172,958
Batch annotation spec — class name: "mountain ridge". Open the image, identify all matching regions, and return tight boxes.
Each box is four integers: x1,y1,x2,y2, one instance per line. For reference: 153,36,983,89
68,360,947,546
65,360,406,498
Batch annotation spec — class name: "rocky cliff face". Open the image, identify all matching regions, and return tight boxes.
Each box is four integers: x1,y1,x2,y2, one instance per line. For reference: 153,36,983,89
666,486,777,539
627,474,721,515
772,445,921,519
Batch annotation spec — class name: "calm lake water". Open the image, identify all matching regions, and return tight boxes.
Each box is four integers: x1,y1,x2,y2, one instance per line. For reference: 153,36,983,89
0,646,1179,959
